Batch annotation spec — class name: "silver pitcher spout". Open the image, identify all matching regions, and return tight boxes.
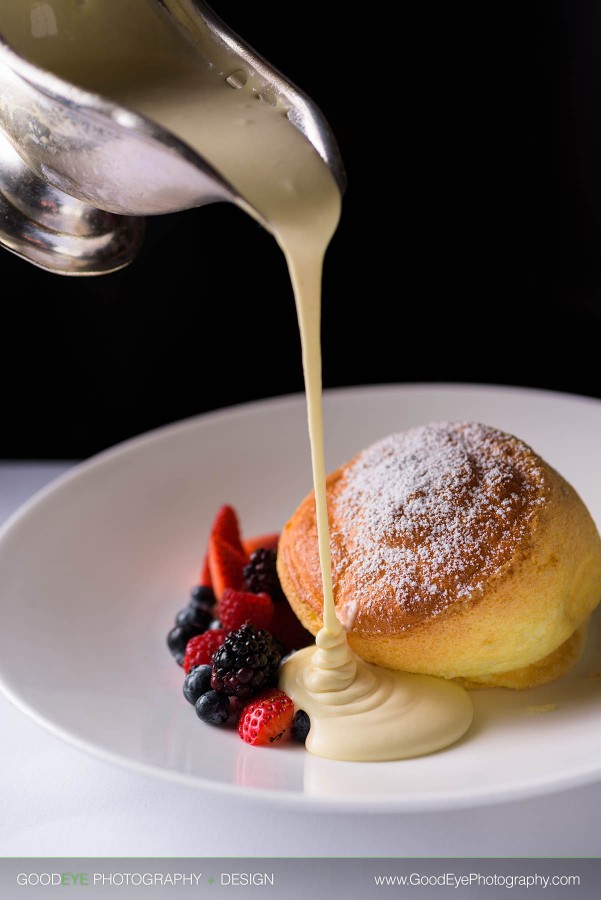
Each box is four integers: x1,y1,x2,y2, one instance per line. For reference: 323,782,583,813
0,0,344,275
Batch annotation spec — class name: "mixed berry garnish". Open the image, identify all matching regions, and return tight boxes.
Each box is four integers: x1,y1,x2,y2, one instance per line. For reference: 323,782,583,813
166,504,312,747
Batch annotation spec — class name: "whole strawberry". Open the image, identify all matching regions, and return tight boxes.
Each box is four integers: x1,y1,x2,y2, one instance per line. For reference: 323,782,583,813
237,689,295,746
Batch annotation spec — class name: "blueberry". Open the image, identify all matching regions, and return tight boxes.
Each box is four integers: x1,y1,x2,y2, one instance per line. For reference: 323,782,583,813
291,709,311,743
175,605,213,632
183,664,213,705
209,618,223,631
190,585,216,610
195,690,230,725
167,625,195,665
168,605,215,665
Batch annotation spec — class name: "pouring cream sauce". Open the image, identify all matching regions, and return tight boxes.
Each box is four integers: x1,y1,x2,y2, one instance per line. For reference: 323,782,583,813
3,0,472,759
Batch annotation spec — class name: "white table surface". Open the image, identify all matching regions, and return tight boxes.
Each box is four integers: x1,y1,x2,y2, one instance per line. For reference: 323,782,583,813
1,462,600,858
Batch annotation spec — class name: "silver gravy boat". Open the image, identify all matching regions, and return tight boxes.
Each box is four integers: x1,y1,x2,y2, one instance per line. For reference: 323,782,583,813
0,1,344,275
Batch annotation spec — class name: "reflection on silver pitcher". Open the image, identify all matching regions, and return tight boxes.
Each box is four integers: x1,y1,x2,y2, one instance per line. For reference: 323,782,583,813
0,0,344,275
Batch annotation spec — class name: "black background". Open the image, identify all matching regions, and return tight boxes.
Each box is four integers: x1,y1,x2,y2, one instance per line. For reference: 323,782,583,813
2,1,601,460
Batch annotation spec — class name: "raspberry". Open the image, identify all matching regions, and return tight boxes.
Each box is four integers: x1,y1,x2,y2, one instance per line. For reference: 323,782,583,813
219,588,274,633
183,629,226,673
211,622,281,698
237,689,295,746
244,548,284,600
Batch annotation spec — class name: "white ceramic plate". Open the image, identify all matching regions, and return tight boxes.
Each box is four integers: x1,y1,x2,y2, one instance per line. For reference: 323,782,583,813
1,384,601,812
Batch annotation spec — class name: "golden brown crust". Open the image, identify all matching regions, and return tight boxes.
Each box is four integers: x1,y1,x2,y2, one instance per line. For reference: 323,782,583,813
277,422,601,688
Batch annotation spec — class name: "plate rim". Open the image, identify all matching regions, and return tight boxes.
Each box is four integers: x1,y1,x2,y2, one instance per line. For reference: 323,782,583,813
2,381,601,813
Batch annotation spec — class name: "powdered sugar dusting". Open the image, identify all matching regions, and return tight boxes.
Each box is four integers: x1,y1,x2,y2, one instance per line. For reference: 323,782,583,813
333,422,546,631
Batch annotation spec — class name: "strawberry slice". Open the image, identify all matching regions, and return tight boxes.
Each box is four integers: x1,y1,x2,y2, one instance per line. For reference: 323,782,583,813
219,588,274,632
199,505,244,588
238,689,295,746
243,532,280,556
208,533,248,599
199,553,212,589
211,505,245,557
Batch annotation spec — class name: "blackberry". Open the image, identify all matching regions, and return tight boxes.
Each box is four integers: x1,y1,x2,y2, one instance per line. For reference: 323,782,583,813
291,709,311,744
183,664,213,705
244,548,284,600
211,622,281,699
189,584,216,611
195,690,230,725
176,605,213,632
